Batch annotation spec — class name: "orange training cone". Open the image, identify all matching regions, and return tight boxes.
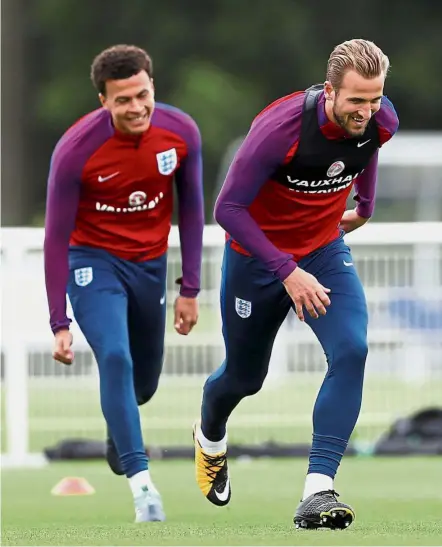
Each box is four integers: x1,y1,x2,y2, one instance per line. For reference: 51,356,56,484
51,477,95,496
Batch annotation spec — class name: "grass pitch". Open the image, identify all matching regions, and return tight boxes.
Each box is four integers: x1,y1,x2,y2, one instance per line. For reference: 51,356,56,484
2,457,442,546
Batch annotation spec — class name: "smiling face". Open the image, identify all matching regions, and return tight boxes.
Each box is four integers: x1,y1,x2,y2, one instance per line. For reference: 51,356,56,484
324,69,384,138
99,70,155,135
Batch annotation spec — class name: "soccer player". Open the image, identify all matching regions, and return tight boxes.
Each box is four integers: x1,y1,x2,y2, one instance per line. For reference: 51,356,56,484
44,45,204,522
193,39,399,529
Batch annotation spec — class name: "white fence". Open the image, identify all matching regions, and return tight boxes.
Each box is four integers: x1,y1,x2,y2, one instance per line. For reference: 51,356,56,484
2,223,442,467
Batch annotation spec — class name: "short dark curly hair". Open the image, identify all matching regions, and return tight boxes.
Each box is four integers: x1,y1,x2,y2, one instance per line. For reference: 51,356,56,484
90,44,153,95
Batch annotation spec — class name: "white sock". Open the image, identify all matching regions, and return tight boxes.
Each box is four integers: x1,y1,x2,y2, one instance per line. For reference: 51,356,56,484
128,469,157,498
302,473,333,500
197,424,227,455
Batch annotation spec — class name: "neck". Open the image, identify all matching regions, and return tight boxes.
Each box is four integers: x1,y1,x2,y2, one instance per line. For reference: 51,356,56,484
324,98,337,125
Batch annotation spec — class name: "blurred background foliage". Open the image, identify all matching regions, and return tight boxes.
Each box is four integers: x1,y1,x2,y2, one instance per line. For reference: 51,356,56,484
3,0,442,224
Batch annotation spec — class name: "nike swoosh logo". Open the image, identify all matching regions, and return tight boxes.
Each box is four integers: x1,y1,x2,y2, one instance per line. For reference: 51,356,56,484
98,172,120,182
214,479,230,502
343,260,354,267
357,140,370,148
160,294,166,305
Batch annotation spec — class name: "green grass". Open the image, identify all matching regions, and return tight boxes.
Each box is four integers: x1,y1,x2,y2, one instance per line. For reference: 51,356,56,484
2,458,442,545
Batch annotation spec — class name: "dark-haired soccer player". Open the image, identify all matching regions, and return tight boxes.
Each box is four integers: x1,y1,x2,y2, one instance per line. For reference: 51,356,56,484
193,39,399,530
44,44,204,522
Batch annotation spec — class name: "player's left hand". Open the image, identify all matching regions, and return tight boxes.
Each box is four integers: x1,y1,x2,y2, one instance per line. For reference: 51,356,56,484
339,209,369,234
174,296,199,335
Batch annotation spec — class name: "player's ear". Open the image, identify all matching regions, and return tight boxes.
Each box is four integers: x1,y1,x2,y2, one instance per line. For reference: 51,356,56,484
98,93,108,109
324,81,334,101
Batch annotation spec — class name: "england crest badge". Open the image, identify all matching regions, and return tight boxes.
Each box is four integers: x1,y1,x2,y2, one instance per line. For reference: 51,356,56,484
74,267,93,287
235,297,252,319
156,148,178,175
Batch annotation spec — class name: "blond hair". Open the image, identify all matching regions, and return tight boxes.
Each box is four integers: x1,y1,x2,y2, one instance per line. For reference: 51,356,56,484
326,39,390,89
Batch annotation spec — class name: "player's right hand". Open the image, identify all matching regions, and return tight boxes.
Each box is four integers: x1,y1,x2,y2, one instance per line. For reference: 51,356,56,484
283,267,331,322
53,329,74,365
